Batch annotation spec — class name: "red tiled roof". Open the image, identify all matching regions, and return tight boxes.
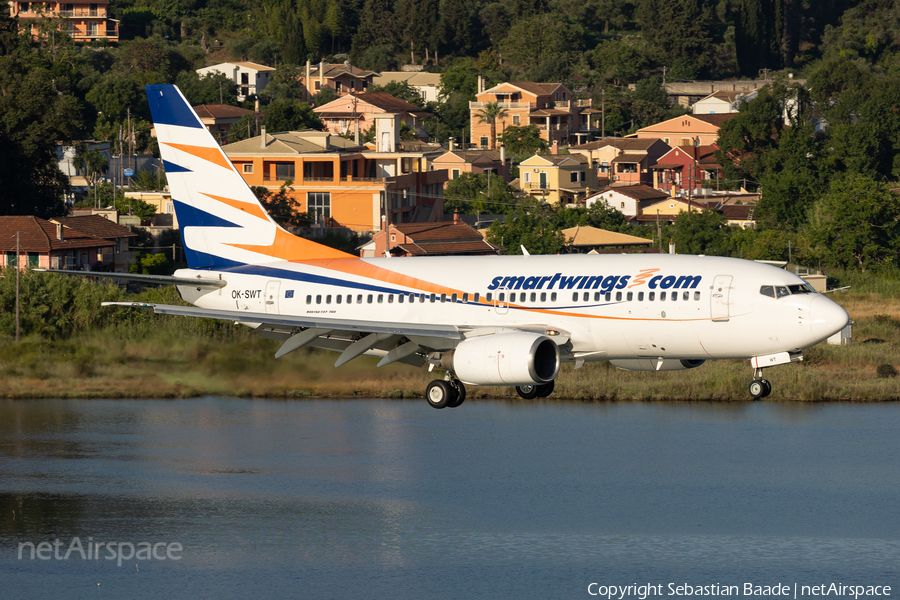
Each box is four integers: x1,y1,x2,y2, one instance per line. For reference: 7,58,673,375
356,92,425,113
719,205,755,220
0,216,115,253
508,82,564,96
193,104,259,119
391,222,483,242
593,185,668,201
53,215,137,240
395,240,501,256
691,114,736,127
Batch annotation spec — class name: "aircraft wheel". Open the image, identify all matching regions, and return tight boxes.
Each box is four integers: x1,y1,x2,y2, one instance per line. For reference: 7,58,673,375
426,380,452,409
760,379,772,398
447,381,466,408
516,384,540,400
537,380,555,397
749,379,765,400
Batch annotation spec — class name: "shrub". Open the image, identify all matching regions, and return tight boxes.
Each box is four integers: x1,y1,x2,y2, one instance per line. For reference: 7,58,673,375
876,364,898,378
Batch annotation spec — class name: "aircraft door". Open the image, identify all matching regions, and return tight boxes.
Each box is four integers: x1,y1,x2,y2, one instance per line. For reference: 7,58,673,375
494,288,509,315
265,280,281,314
710,275,732,322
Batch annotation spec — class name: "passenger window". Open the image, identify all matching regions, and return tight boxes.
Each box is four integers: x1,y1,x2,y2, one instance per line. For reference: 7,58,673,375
378,294,384,303
474,293,480,302
660,292,667,301
357,294,363,303
498,293,505,302
605,292,611,301
367,294,373,303
463,293,469,302
683,291,689,301
759,285,775,298
594,292,601,301
440,293,447,303
326,295,332,304
419,293,425,303
649,291,655,301
615,292,622,301
336,295,342,304
530,292,536,302
347,295,353,304
776,286,789,298
627,292,633,301
398,294,404,304
409,293,415,302
540,292,546,302
451,293,458,303
430,293,436,302
306,295,312,304
572,292,578,302
509,292,516,302
551,292,557,302
671,292,677,302
638,291,644,301
316,294,322,304
388,294,394,303
694,291,700,301
486,293,492,302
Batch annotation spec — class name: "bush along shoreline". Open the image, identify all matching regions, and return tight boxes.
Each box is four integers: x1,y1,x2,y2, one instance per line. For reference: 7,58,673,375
0,269,898,402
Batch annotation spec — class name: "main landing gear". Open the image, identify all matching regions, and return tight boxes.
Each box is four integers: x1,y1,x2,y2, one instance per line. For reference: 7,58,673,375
425,377,466,409
749,368,772,400
515,381,555,400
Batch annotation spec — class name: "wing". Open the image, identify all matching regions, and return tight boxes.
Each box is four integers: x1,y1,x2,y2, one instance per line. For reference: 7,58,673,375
102,301,461,367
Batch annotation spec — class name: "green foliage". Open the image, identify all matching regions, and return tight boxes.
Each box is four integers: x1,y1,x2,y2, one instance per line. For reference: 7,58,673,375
313,87,339,106
252,183,313,229
129,168,165,191
367,80,424,108
264,99,323,132
130,252,172,275
174,71,239,106
115,195,157,220
444,172,520,214
876,364,898,378
486,211,566,255
808,173,900,272
353,44,399,72
671,209,730,256
498,125,549,158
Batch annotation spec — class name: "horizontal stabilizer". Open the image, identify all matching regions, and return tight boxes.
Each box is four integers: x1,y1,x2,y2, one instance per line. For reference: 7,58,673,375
34,269,227,288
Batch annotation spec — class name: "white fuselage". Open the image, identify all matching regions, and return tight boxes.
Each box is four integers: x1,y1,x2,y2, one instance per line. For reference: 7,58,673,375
175,253,849,363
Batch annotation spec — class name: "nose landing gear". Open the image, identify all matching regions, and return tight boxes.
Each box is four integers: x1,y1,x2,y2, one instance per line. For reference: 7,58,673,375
749,368,772,400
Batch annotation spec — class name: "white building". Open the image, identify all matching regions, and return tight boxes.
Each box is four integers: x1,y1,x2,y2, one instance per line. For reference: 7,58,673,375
585,185,668,218
196,62,276,102
692,90,758,114
370,71,443,104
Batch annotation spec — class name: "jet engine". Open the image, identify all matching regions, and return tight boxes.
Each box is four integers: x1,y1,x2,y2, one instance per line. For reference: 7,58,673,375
441,332,560,386
610,359,706,372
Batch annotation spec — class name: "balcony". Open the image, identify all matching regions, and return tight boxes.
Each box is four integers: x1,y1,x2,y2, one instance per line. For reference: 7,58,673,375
469,101,532,110
534,123,569,131
575,99,593,108
523,182,550,190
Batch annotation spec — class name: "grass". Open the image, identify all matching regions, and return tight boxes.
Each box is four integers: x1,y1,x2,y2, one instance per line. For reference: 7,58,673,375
0,274,897,402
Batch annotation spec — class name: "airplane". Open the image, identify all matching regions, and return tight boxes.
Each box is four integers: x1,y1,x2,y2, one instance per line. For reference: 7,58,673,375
62,85,852,408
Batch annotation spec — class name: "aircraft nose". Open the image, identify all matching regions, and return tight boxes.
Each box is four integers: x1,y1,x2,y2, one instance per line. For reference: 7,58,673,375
809,296,850,342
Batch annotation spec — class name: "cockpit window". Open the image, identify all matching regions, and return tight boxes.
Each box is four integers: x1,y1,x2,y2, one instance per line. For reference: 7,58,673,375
760,285,775,298
788,284,813,294
775,286,789,298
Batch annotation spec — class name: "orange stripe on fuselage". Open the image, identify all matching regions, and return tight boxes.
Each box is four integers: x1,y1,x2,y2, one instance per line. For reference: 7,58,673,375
163,142,233,171
230,228,355,261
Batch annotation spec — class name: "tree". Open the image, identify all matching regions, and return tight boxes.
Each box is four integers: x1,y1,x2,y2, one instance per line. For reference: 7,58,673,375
72,146,109,207
227,113,261,143
443,172,519,213
175,71,239,106
475,101,509,149
115,195,157,220
497,125,548,157
252,184,313,229
808,174,900,272
264,99,323,132
672,209,729,256
636,0,719,77
486,211,566,255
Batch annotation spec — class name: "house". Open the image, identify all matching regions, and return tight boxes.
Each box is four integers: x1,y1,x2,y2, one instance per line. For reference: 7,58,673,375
301,61,379,101
569,138,671,187
651,144,723,192
222,121,447,234
517,153,596,205
585,185,669,218
314,93,432,141
196,62,275,101
10,0,119,42
635,114,736,147
562,226,656,254
50,215,138,272
372,219,502,257
630,196,714,224
193,105,261,144
469,81,595,148
692,90,758,114
718,204,756,229
371,71,443,103
0,216,115,271
432,148,511,184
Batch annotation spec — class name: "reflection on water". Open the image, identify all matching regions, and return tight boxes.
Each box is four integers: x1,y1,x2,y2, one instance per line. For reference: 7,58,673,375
1,398,898,598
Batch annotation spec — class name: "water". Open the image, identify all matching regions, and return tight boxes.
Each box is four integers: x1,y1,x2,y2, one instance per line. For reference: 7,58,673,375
1,398,898,598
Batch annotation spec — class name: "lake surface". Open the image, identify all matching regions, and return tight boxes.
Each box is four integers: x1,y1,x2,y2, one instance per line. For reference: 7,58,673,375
1,398,898,599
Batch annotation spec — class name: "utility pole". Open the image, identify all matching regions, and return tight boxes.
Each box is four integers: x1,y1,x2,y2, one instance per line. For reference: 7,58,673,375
14,232,20,343
601,87,605,139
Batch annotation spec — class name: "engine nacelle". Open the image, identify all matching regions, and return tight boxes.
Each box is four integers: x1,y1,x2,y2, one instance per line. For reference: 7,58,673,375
610,359,706,372
442,332,560,386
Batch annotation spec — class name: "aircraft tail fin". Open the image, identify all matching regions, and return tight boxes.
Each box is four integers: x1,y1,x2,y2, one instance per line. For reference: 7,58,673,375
145,84,353,269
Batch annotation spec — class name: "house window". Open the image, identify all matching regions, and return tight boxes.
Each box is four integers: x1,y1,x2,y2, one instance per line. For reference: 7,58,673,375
681,138,692,146
620,202,625,208
89,3,98,16
570,172,578,183
580,171,586,182
513,115,520,125
523,172,531,183
243,164,253,174
314,81,321,90
87,21,98,36
308,192,331,224
480,137,489,148
27,253,39,267
275,162,295,180
451,169,460,180
6,252,17,267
